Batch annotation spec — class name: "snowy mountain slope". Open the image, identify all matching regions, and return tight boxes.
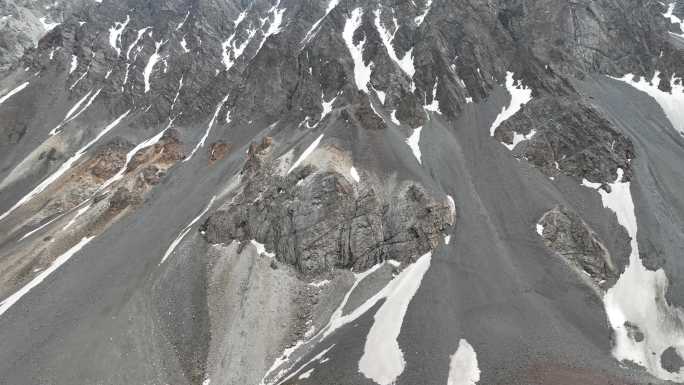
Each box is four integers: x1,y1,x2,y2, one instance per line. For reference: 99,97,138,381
0,0,684,384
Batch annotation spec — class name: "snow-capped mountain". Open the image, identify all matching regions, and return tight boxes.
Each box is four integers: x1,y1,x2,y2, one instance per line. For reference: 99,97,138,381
1,0,684,384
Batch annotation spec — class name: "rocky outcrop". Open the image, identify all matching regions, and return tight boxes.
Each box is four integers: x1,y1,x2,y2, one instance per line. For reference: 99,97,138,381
495,97,635,184
537,205,618,286
203,138,454,274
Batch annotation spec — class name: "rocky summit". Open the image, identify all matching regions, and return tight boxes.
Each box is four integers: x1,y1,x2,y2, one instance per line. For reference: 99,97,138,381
1,0,684,384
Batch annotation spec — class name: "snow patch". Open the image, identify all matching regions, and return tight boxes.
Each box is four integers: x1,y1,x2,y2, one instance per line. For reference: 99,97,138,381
613,72,684,135
143,40,165,93
69,55,78,74
535,223,544,237
405,126,422,164
0,82,29,106
0,110,132,221
160,197,216,265
374,9,414,78
503,129,536,151
250,239,276,258
301,0,340,45
343,8,372,93
108,15,130,56
185,94,229,162
390,110,401,125
583,169,684,382
126,27,151,61
446,195,455,221
447,339,480,385
489,72,532,136
358,253,432,385
287,134,324,174
350,166,360,183
39,17,60,32
414,0,433,25
0,236,94,317
298,368,314,380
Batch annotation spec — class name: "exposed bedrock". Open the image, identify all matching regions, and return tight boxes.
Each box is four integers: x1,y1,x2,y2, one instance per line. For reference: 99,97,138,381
203,137,454,274
538,205,620,288
495,96,635,184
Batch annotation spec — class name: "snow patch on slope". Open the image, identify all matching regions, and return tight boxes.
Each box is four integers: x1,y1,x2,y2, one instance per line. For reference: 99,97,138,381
144,40,165,93
185,95,229,162
374,9,414,78
160,197,216,265
406,126,422,164
301,0,340,45
287,134,324,174
343,8,372,93
613,72,684,136
108,15,130,56
447,339,480,385
582,169,684,382
358,252,432,385
0,82,29,106
489,72,532,136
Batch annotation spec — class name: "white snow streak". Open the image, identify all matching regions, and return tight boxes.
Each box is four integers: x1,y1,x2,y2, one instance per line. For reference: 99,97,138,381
180,36,190,53
582,169,684,381
447,339,480,385
126,27,151,61
390,110,400,125
39,17,60,32
301,0,340,45
298,369,314,380
446,195,455,221
287,134,324,174
51,88,103,135
0,236,94,317
343,8,372,93
176,11,190,30
406,126,422,164
185,95,229,162
503,129,536,151
358,252,432,385
144,40,165,93
69,55,78,74
108,15,130,57
256,1,286,54
0,82,29,106
101,118,174,190
160,196,216,265
414,0,433,25
613,72,684,135
374,9,414,78
250,239,276,258
424,79,440,113
0,109,130,222
221,11,254,72
350,166,360,182
489,72,532,136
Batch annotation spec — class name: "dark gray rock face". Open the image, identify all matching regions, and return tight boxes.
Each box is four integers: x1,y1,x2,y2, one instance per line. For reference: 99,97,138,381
203,138,454,274
495,97,635,184
538,205,618,285
662,346,684,373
